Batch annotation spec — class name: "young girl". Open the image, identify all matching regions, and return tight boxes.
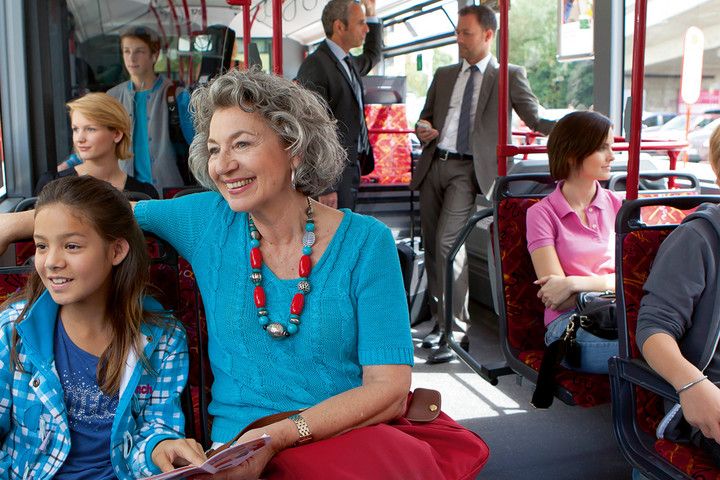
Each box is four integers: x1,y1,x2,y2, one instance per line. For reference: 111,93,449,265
526,110,622,374
0,176,201,478
35,93,159,199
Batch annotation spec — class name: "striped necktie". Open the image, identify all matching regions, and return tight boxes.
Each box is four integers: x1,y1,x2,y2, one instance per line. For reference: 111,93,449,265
456,65,479,155
344,56,370,155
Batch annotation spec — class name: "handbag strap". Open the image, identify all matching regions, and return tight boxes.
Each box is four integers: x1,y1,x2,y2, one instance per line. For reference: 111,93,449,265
531,316,579,409
205,388,442,458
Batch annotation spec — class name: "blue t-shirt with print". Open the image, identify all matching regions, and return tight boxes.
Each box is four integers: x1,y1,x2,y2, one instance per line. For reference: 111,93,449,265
53,317,118,479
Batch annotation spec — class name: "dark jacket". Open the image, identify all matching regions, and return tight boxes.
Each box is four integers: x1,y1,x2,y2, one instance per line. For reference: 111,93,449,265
637,203,720,381
295,22,382,178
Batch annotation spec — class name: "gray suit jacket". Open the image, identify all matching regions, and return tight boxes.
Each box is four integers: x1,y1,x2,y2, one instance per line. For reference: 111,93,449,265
410,56,554,196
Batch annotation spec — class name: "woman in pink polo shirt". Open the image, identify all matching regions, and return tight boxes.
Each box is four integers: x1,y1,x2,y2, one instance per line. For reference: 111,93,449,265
526,111,622,374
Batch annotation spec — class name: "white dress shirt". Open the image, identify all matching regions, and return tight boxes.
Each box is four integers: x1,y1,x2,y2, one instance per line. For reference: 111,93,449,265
437,54,492,154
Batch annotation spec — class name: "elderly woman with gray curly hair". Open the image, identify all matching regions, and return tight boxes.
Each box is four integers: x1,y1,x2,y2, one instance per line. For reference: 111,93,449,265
141,68,418,478
0,68,488,480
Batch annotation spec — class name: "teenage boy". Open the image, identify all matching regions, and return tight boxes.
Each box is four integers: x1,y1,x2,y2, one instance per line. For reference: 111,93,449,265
107,26,194,196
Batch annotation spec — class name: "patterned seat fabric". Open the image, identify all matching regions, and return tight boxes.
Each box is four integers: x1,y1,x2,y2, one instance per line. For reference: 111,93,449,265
363,104,412,184
638,192,697,226
622,228,720,478
145,234,212,447
497,197,610,407
0,271,30,304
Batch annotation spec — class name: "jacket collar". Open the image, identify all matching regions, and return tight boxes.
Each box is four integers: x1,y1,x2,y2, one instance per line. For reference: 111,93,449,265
15,291,161,371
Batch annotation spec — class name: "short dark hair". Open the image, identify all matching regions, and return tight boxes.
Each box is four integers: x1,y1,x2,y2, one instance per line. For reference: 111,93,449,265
120,26,161,55
458,5,497,33
547,111,613,180
321,0,356,38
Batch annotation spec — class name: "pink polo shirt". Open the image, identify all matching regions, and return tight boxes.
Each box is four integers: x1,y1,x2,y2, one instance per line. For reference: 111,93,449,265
526,181,624,326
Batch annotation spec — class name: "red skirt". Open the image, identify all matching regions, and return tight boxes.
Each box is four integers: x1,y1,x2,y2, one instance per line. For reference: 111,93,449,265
263,411,489,480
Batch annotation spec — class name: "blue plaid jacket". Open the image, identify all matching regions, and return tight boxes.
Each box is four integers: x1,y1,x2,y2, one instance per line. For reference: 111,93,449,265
0,291,189,479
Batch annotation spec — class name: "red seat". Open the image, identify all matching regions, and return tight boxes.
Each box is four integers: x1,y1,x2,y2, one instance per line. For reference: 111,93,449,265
363,104,412,184
494,176,610,407
610,195,720,479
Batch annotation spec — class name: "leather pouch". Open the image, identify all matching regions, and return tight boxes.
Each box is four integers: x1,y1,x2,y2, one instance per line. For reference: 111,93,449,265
405,387,442,422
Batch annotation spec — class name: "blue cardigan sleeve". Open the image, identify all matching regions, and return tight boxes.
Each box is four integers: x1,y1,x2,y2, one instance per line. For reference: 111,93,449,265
134,191,225,261
353,218,414,366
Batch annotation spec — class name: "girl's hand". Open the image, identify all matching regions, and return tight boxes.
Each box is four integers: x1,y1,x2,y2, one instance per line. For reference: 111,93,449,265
535,275,573,310
679,379,720,443
151,438,207,472
190,429,279,480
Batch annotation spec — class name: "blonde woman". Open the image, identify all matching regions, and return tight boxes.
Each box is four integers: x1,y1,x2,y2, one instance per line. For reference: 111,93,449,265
35,92,158,198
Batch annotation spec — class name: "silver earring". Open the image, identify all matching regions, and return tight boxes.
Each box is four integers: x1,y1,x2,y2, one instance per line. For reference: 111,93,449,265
291,169,296,190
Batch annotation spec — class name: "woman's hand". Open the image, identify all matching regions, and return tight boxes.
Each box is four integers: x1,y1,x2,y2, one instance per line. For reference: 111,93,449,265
679,379,720,443
535,275,574,310
189,429,280,480
151,438,208,472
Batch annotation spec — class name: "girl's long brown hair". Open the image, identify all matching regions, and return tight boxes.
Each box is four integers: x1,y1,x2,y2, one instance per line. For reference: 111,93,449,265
5,175,172,395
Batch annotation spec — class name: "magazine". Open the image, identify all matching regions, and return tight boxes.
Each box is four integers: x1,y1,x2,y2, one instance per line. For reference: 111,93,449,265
142,435,271,479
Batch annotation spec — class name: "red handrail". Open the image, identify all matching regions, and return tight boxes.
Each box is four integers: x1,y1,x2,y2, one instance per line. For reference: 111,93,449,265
626,0,649,200
496,0,653,198
497,0,510,176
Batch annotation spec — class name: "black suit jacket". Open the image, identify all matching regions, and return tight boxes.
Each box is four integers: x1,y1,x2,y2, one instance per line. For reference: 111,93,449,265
296,22,382,178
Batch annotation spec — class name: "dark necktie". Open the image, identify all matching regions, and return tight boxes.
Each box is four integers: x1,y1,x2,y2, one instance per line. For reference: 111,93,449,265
344,56,370,155
456,65,479,155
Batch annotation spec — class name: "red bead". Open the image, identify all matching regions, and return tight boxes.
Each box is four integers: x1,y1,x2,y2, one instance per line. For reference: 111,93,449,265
251,247,262,269
254,286,266,307
299,255,311,278
291,293,305,315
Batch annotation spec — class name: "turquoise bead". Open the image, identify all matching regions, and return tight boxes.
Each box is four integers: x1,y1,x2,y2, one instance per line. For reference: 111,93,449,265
303,246,312,255
259,315,269,325
287,323,298,334
250,239,260,248
305,223,315,232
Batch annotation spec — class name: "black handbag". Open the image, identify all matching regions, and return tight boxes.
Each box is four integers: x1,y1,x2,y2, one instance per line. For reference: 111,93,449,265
574,291,617,340
531,291,617,409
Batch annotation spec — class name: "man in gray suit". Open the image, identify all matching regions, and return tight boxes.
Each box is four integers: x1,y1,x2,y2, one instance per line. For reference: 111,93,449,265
412,4,554,363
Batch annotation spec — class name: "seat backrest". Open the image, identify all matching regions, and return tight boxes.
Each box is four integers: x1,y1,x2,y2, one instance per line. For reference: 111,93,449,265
144,233,211,448
610,171,701,226
494,175,555,353
364,104,412,184
0,265,33,305
616,196,720,434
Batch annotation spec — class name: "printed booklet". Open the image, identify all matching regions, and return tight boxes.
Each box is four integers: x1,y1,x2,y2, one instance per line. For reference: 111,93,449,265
142,435,271,479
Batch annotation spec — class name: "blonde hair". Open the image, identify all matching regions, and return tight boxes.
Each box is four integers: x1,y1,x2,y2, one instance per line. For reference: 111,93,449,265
67,93,132,160
709,123,720,178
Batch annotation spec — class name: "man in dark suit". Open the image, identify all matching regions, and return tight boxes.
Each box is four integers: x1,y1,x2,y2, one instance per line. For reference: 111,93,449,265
296,0,381,210
412,5,554,363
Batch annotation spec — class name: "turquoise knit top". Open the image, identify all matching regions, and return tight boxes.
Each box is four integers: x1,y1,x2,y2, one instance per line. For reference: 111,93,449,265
135,192,414,443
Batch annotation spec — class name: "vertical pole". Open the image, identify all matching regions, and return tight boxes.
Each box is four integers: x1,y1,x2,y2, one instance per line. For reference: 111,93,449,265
272,0,283,75
243,2,251,68
626,0,648,201
497,0,509,176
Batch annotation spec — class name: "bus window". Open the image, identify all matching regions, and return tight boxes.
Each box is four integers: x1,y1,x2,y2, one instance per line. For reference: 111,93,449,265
384,45,459,129
624,0,719,188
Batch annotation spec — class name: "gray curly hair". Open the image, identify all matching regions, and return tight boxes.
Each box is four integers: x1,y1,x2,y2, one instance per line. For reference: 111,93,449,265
188,68,346,197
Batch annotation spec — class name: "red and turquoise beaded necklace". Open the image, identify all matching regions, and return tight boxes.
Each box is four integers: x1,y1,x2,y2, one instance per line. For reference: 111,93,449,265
249,197,315,339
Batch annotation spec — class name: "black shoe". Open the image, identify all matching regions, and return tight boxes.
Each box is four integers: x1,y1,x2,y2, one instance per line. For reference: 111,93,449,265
427,343,454,364
426,334,469,364
421,324,442,348
459,334,470,352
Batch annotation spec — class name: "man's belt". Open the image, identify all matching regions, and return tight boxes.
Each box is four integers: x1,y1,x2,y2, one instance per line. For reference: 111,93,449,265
435,148,473,161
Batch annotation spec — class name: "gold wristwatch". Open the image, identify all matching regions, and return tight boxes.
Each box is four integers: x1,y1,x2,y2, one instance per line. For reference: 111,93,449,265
289,414,313,447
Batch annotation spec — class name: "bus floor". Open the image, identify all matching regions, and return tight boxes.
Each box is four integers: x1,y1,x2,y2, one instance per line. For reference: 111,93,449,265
411,301,633,480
